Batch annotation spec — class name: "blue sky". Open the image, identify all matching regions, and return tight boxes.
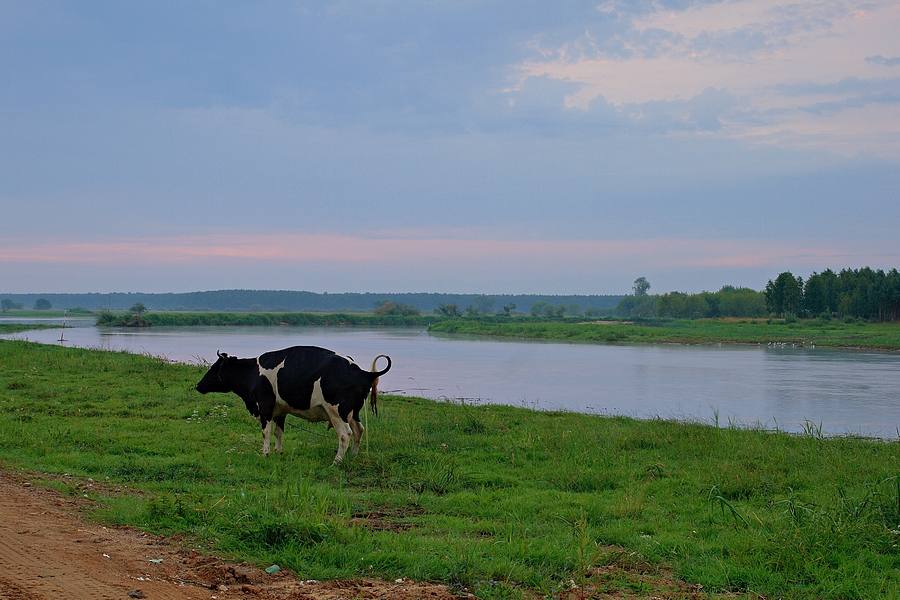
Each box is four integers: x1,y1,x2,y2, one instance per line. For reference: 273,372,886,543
2,1,898,295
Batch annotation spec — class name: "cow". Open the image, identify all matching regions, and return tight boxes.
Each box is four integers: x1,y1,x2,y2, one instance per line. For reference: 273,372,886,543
196,346,391,464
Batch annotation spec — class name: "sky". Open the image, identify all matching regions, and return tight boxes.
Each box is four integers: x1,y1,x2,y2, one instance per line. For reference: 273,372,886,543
1,1,898,295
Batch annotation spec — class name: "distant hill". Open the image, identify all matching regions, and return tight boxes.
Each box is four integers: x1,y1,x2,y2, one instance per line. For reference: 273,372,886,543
0,290,623,315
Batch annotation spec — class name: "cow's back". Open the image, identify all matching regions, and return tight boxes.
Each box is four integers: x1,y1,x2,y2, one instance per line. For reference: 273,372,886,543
259,346,340,408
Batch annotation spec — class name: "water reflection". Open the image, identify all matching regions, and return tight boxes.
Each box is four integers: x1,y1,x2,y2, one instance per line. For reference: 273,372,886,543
3,321,899,438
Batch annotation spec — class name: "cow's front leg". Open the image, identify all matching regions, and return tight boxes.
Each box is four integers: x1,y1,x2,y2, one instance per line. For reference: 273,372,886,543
255,387,277,457
273,416,286,453
260,419,274,456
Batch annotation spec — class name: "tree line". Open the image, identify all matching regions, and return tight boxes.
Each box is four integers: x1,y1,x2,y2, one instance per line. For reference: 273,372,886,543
1,298,52,312
6,269,898,321
764,267,900,321
616,283,766,320
612,267,900,322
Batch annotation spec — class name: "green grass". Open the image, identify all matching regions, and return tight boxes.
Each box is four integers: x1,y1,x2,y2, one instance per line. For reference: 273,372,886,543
429,317,900,349
3,339,900,598
0,308,94,317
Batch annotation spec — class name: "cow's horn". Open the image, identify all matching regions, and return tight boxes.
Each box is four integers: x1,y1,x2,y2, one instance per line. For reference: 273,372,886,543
217,350,225,359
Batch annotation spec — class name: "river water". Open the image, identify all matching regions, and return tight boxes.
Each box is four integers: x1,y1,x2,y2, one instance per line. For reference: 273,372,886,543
3,318,899,437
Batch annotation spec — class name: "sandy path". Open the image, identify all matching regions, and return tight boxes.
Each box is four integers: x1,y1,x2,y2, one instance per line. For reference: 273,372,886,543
0,471,459,600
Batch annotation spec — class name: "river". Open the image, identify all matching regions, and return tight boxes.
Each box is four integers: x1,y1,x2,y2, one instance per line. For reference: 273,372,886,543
3,318,899,438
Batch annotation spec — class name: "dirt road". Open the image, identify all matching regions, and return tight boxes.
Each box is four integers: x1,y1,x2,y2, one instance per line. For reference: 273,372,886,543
0,470,459,600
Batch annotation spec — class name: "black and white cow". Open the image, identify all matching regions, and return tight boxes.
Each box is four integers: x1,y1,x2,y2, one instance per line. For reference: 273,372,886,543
196,346,391,463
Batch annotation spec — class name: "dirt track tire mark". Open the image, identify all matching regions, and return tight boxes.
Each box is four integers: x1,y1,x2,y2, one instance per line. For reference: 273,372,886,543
0,575,41,600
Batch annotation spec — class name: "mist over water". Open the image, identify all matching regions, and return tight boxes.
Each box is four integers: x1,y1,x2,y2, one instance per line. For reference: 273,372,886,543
4,320,900,438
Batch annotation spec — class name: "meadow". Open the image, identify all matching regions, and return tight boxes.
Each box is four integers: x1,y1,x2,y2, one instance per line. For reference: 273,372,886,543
429,317,900,350
3,339,900,598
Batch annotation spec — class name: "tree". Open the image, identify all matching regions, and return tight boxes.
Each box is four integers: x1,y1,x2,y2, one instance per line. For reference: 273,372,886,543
715,286,765,318
501,302,516,316
374,301,419,316
530,300,554,317
1,298,23,312
33,298,52,310
803,270,836,317
129,302,148,314
434,303,461,317
764,272,803,316
656,292,686,318
473,295,497,315
632,277,651,296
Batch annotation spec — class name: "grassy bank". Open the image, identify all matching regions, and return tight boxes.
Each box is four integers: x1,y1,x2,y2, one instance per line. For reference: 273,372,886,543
91,310,900,350
0,323,57,335
429,318,900,350
97,311,439,328
2,340,900,597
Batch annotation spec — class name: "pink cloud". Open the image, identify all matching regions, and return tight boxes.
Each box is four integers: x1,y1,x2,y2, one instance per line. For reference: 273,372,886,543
0,233,893,272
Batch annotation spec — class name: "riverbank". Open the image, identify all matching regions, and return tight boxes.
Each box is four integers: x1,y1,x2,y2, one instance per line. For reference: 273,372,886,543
0,323,57,335
81,311,900,350
3,338,900,598
429,317,900,350
95,311,439,328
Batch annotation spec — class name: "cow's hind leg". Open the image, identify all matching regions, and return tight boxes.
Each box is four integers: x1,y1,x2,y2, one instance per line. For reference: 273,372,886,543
323,405,352,464
349,411,364,456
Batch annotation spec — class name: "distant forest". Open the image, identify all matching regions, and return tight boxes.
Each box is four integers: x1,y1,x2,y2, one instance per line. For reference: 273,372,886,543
764,267,900,322
611,267,900,322
0,290,623,315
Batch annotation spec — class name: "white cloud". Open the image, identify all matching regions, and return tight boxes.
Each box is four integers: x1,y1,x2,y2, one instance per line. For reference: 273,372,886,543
512,0,900,156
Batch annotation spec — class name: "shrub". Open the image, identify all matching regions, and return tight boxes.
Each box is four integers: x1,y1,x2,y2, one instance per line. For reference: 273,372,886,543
373,301,419,317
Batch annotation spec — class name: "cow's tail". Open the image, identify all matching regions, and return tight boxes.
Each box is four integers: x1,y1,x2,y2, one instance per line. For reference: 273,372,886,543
369,354,391,416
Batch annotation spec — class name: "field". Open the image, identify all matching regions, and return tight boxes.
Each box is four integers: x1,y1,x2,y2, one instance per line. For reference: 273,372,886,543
3,339,900,598
429,317,900,350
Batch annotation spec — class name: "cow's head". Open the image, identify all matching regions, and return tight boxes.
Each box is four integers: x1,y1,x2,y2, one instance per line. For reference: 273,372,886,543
195,351,235,394
196,351,261,417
